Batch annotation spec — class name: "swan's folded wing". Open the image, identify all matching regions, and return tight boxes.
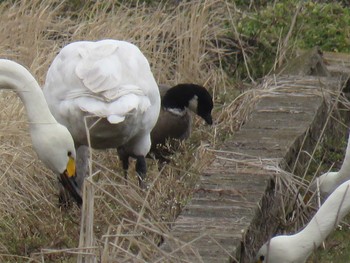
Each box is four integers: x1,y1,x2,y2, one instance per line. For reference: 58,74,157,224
73,94,151,124
75,57,120,94
75,42,145,101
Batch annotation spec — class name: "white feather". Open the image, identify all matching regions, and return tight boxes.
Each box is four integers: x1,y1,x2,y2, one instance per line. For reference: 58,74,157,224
43,39,160,157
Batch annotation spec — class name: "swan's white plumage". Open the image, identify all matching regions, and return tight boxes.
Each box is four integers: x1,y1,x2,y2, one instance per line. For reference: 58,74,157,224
256,179,350,263
43,40,160,182
71,93,150,124
0,59,81,204
315,132,350,198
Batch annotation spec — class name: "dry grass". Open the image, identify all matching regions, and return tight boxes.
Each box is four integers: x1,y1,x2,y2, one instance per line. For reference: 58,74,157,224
1,0,348,262
0,0,248,262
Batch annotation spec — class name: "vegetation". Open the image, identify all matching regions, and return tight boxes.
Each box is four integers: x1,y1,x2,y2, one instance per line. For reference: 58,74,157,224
0,0,349,262
0,0,238,261
236,0,350,78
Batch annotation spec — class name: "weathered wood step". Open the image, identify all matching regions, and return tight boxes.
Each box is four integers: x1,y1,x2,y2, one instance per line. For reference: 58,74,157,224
158,51,347,263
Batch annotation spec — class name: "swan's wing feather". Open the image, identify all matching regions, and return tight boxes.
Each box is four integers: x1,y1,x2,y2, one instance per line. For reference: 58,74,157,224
77,42,118,60
74,42,145,101
103,84,144,101
73,94,151,124
44,40,160,131
107,115,125,124
75,55,120,94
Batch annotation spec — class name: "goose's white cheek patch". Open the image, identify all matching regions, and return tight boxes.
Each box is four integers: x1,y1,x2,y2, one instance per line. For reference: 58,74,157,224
188,95,198,113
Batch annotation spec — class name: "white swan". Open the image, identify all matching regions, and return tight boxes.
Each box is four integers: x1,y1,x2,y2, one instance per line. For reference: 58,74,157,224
256,179,350,263
43,39,160,187
0,59,82,205
314,131,350,198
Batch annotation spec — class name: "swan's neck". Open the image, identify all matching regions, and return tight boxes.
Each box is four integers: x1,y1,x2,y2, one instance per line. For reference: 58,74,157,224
0,60,56,124
290,183,350,257
337,132,350,179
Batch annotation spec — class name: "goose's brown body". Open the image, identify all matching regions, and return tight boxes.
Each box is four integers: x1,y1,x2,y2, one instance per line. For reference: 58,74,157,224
150,84,213,161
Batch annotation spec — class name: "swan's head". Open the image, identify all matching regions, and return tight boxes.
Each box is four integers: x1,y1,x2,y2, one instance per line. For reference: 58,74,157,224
255,235,311,263
30,123,82,206
255,244,267,263
255,237,295,263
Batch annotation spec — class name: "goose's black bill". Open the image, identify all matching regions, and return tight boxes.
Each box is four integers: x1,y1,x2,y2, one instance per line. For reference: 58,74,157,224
204,114,213,125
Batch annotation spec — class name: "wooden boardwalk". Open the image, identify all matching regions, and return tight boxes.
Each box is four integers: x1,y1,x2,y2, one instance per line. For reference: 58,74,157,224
158,51,350,263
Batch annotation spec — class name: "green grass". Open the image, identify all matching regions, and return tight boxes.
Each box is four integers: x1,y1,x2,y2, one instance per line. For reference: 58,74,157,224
234,0,350,79
310,216,350,262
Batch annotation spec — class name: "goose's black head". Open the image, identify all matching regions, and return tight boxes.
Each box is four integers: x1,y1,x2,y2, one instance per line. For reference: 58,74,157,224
162,84,213,124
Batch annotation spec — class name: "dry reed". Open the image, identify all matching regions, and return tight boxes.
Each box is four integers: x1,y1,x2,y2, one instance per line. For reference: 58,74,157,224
0,0,246,262
2,0,345,261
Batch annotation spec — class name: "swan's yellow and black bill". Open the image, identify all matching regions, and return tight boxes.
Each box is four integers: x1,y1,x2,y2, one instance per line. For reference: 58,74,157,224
59,156,82,206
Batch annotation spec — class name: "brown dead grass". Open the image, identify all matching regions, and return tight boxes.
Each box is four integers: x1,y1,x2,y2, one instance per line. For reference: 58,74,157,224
0,0,247,262
2,1,349,262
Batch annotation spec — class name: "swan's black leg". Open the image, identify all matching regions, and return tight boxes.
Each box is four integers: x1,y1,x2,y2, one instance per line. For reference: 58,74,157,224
118,148,130,181
118,149,146,188
121,155,129,180
135,155,147,188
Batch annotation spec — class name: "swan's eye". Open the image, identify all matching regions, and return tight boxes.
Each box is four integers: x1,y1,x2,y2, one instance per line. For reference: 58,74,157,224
68,151,72,156
260,255,265,261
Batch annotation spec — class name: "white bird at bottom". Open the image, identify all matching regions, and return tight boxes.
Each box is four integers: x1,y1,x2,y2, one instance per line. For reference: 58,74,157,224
256,179,350,263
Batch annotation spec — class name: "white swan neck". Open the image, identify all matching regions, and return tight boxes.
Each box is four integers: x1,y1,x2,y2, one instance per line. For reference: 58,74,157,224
0,59,56,124
337,132,350,179
293,182,350,254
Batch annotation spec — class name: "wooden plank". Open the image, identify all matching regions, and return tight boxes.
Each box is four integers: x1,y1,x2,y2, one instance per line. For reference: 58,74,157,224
158,52,346,262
